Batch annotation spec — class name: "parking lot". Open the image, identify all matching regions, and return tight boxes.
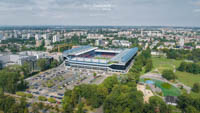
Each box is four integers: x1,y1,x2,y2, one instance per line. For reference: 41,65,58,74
25,64,113,103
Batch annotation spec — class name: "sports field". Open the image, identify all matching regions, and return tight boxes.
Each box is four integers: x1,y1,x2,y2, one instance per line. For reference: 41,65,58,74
140,78,181,96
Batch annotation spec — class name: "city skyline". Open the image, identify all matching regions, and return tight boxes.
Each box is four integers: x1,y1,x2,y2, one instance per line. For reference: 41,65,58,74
0,0,200,26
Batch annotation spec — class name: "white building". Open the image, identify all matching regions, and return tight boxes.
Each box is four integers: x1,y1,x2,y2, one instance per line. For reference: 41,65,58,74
87,34,106,39
27,33,34,39
35,34,42,40
53,35,60,43
112,40,132,47
179,38,185,47
42,34,49,40
118,31,132,37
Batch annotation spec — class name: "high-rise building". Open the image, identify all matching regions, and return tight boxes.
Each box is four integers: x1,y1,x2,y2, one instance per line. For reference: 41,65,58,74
52,34,60,43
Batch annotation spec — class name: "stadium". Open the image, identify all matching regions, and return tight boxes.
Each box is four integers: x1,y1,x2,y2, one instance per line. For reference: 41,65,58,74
63,46,138,73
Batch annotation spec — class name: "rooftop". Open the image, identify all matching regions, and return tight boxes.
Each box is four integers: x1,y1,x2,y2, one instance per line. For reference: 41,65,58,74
63,46,97,56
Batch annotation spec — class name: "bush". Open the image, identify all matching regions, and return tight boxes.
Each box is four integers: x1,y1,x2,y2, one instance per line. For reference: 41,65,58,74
162,70,176,80
26,93,33,98
192,83,200,93
48,98,57,103
16,92,26,97
38,96,47,101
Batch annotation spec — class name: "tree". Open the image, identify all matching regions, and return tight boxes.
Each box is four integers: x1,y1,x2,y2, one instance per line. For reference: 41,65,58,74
178,62,187,71
37,58,48,71
148,96,169,113
185,106,199,113
162,70,176,81
76,102,84,113
145,59,153,72
102,76,119,93
103,85,144,113
192,83,200,93
50,59,59,68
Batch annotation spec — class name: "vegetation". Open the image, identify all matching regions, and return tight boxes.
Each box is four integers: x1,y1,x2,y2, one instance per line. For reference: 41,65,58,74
178,62,200,74
140,79,181,96
177,93,200,113
48,98,57,103
163,49,200,62
37,58,49,71
0,65,28,93
162,70,176,81
192,83,200,93
37,58,59,71
152,56,182,73
152,56,200,87
0,94,29,113
16,92,33,98
38,96,47,101
175,71,200,87
145,59,153,72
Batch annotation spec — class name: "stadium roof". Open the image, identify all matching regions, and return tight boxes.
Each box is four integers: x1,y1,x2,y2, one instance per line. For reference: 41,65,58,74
63,46,97,56
110,47,138,65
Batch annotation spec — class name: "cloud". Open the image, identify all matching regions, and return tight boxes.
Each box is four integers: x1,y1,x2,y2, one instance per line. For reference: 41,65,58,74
193,0,200,6
83,4,114,11
194,9,200,12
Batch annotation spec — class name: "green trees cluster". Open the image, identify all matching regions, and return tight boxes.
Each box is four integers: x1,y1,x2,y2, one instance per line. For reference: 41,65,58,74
62,75,173,113
0,65,28,93
63,76,117,113
164,49,200,62
103,84,144,113
162,70,176,81
0,95,29,113
37,58,49,71
177,93,200,113
192,83,200,93
37,58,59,71
128,48,153,82
143,96,172,113
178,62,200,74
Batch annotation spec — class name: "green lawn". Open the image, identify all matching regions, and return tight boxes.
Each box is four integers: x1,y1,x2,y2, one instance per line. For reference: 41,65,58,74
94,57,110,60
152,56,183,73
152,56,200,87
175,71,200,87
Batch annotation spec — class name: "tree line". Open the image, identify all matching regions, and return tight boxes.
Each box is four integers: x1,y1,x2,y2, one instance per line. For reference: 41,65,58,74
163,49,200,62
178,62,200,74
0,65,28,93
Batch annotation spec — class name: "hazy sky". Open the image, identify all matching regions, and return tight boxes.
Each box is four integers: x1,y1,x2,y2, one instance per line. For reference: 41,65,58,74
0,0,200,26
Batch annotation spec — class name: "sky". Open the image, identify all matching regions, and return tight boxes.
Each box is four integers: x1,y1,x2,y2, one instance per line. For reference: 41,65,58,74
0,0,200,26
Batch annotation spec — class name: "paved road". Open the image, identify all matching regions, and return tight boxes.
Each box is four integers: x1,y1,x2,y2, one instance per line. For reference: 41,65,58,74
140,73,191,93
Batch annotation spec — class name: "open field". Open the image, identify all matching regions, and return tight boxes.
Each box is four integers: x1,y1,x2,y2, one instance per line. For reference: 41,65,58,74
175,71,200,87
152,56,182,73
152,56,200,87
